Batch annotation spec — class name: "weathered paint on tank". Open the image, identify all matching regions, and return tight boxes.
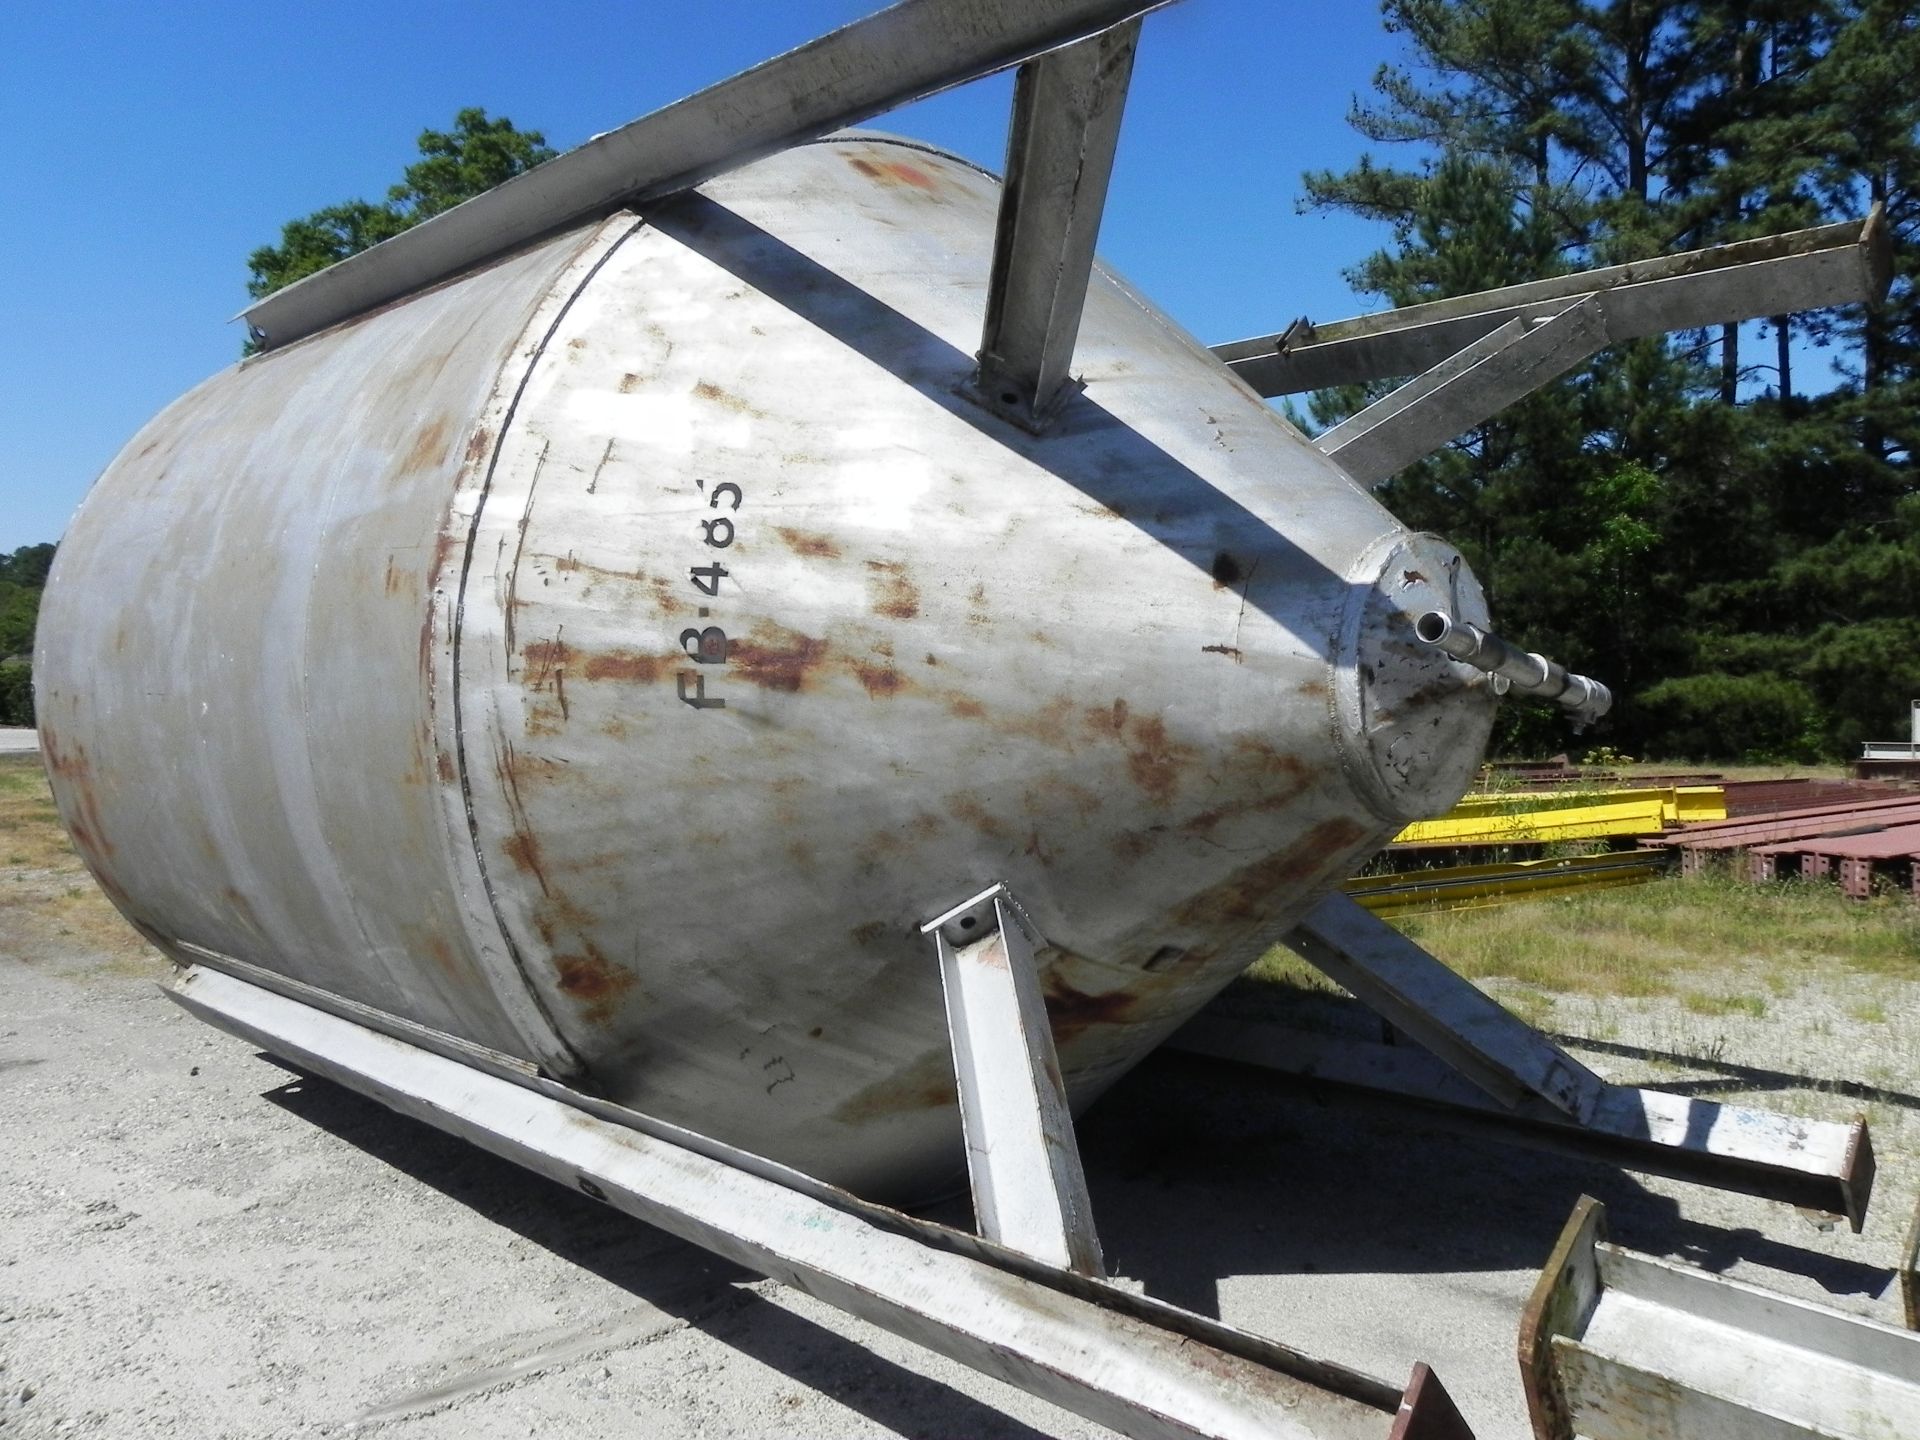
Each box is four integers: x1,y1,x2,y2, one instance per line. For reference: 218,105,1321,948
37,135,1497,1197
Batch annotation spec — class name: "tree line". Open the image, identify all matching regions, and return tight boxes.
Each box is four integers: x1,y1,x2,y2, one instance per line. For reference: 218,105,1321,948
1300,0,1918,760
14,10,1918,760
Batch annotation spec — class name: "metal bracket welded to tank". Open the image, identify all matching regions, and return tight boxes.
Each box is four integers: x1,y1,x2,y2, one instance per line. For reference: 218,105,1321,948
1169,893,1875,1231
165,963,1478,1440
1519,1196,1920,1440
921,882,1105,1276
967,19,1140,432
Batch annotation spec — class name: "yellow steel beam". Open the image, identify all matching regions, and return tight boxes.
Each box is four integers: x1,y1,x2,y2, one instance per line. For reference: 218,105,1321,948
1345,851,1668,917
1392,785,1724,847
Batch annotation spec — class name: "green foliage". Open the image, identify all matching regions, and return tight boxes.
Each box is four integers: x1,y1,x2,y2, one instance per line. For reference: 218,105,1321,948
246,108,554,305
0,543,51,727
1309,1,1919,761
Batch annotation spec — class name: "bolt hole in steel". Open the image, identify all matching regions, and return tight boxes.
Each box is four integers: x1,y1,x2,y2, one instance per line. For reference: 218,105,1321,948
959,915,979,931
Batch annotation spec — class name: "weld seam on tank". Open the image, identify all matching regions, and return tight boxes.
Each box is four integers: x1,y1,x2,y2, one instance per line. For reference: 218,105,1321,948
442,216,649,1084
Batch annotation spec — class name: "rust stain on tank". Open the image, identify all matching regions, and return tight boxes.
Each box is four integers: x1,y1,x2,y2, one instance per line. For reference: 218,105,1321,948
1300,680,1330,699
847,155,942,192
774,527,841,559
1173,816,1370,927
463,425,492,466
402,416,453,473
833,1049,956,1123
1122,716,1188,804
502,829,551,896
435,751,456,784
854,660,903,698
947,696,986,720
865,560,920,621
850,920,890,947
423,934,463,982
950,796,1013,841
729,624,830,692
694,379,760,416
1043,978,1141,1044
553,943,636,1025
582,650,669,683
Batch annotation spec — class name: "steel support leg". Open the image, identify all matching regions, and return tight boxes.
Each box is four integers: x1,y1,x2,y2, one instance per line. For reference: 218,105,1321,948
1169,1013,1873,1230
971,19,1140,430
1286,894,1606,1122
167,963,1472,1440
922,883,1104,1275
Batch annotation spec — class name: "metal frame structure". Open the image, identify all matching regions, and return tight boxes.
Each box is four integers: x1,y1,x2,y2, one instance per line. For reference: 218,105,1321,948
168,959,1475,1440
1519,1197,1920,1440
1169,894,1874,1230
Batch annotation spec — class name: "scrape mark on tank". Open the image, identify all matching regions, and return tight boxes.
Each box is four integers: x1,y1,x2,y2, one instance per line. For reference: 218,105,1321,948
1201,644,1244,662
865,560,920,621
775,527,841,559
503,829,551,896
849,920,891,947
1043,977,1140,1045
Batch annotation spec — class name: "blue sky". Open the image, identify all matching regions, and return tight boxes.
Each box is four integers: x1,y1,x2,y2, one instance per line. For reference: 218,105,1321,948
0,1,1421,551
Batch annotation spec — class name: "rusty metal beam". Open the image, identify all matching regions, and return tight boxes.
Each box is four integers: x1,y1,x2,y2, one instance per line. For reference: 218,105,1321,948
241,0,1179,350
971,20,1140,430
1216,209,1891,398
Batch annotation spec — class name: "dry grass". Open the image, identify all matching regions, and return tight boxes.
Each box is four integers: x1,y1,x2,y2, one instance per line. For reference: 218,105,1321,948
0,753,154,963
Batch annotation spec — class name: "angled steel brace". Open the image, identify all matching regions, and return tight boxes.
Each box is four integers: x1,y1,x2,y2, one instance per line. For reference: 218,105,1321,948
1520,1197,1920,1440
1314,296,1609,486
1168,1012,1873,1230
242,0,1178,349
1286,893,1607,1123
970,19,1141,431
1216,208,1891,398
923,883,1104,1275
168,962,1476,1440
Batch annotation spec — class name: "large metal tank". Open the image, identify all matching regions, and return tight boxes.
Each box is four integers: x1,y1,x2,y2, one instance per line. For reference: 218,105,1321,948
36,134,1496,1197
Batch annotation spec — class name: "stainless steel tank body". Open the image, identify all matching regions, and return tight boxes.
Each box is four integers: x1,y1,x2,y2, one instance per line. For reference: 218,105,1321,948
36,136,1499,1197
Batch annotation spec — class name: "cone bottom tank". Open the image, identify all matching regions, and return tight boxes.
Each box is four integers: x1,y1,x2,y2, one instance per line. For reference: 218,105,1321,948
36,136,1498,1199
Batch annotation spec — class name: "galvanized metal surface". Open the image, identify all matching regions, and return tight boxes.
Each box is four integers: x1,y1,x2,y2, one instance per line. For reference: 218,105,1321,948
1169,1014,1874,1228
1215,209,1892,397
39,135,1502,1201
1518,1197,1920,1440
924,885,1104,1275
240,0,1181,349
972,20,1140,430
170,963,1467,1440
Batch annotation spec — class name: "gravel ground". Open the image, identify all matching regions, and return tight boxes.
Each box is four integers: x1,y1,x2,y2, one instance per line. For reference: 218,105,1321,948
4,857,1916,1440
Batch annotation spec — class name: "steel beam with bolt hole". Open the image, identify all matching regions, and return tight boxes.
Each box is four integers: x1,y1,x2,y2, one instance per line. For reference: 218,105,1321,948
1168,1012,1873,1231
166,963,1476,1440
240,0,1179,349
923,884,1104,1275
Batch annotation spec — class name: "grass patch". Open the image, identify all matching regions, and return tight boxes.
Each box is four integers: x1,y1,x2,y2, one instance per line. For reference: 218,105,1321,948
1247,866,1920,1004
0,753,76,873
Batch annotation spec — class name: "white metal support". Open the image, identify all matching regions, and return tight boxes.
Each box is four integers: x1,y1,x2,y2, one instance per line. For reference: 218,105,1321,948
1168,1011,1873,1230
1519,1196,1920,1440
921,883,1105,1276
1286,894,1607,1123
1313,297,1608,486
1215,208,1890,398
166,963,1473,1440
